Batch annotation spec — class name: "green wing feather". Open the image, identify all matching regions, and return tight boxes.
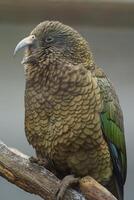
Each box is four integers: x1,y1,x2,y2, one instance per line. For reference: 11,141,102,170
95,67,127,187
101,103,127,183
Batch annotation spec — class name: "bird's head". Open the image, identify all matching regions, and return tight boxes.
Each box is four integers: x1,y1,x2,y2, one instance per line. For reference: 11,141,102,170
14,21,93,66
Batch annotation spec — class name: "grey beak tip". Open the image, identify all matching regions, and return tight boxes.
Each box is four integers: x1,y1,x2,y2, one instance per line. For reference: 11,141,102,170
13,49,17,56
13,44,20,56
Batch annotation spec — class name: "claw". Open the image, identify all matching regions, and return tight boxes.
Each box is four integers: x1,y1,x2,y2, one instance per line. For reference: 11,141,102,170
29,156,57,175
29,156,48,167
56,175,79,200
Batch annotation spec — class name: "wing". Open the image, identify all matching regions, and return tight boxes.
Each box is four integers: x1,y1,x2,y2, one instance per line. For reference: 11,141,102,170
95,67,127,198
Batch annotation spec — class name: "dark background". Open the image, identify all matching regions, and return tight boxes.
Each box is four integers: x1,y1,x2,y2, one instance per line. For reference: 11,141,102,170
0,1,133,199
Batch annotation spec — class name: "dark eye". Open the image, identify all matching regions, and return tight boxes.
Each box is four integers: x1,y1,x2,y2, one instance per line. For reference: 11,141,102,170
45,36,54,43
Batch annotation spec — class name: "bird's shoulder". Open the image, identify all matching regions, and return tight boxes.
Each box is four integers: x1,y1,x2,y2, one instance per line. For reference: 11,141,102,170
94,65,124,133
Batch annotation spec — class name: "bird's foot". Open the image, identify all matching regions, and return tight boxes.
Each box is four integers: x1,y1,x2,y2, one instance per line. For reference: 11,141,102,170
29,156,49,167
56,175,79,200
29,156,57,175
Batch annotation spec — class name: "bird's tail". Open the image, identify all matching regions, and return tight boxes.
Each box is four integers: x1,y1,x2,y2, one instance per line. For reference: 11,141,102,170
106,175,124,200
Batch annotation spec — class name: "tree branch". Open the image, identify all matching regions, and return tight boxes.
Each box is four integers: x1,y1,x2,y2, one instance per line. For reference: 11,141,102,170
0,140,117,200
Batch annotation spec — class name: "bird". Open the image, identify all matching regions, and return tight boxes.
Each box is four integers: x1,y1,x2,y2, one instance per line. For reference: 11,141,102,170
14,21,127,200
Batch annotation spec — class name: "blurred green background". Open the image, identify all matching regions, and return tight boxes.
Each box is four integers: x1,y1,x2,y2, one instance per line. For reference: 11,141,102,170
0,1,134,200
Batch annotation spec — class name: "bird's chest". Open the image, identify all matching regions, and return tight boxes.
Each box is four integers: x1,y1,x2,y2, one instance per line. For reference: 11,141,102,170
24,68,103,170
24,83,70,153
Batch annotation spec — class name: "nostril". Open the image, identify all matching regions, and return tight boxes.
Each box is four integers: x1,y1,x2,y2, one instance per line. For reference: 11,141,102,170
31,35,36,40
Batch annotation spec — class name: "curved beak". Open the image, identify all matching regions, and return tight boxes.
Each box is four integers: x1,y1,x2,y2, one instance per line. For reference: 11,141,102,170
14,35,36,55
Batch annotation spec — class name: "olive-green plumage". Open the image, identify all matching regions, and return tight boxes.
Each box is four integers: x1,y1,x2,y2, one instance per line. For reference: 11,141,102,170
16,21,127,199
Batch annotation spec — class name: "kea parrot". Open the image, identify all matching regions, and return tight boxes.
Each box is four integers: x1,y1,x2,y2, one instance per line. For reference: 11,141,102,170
14,21,127,200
